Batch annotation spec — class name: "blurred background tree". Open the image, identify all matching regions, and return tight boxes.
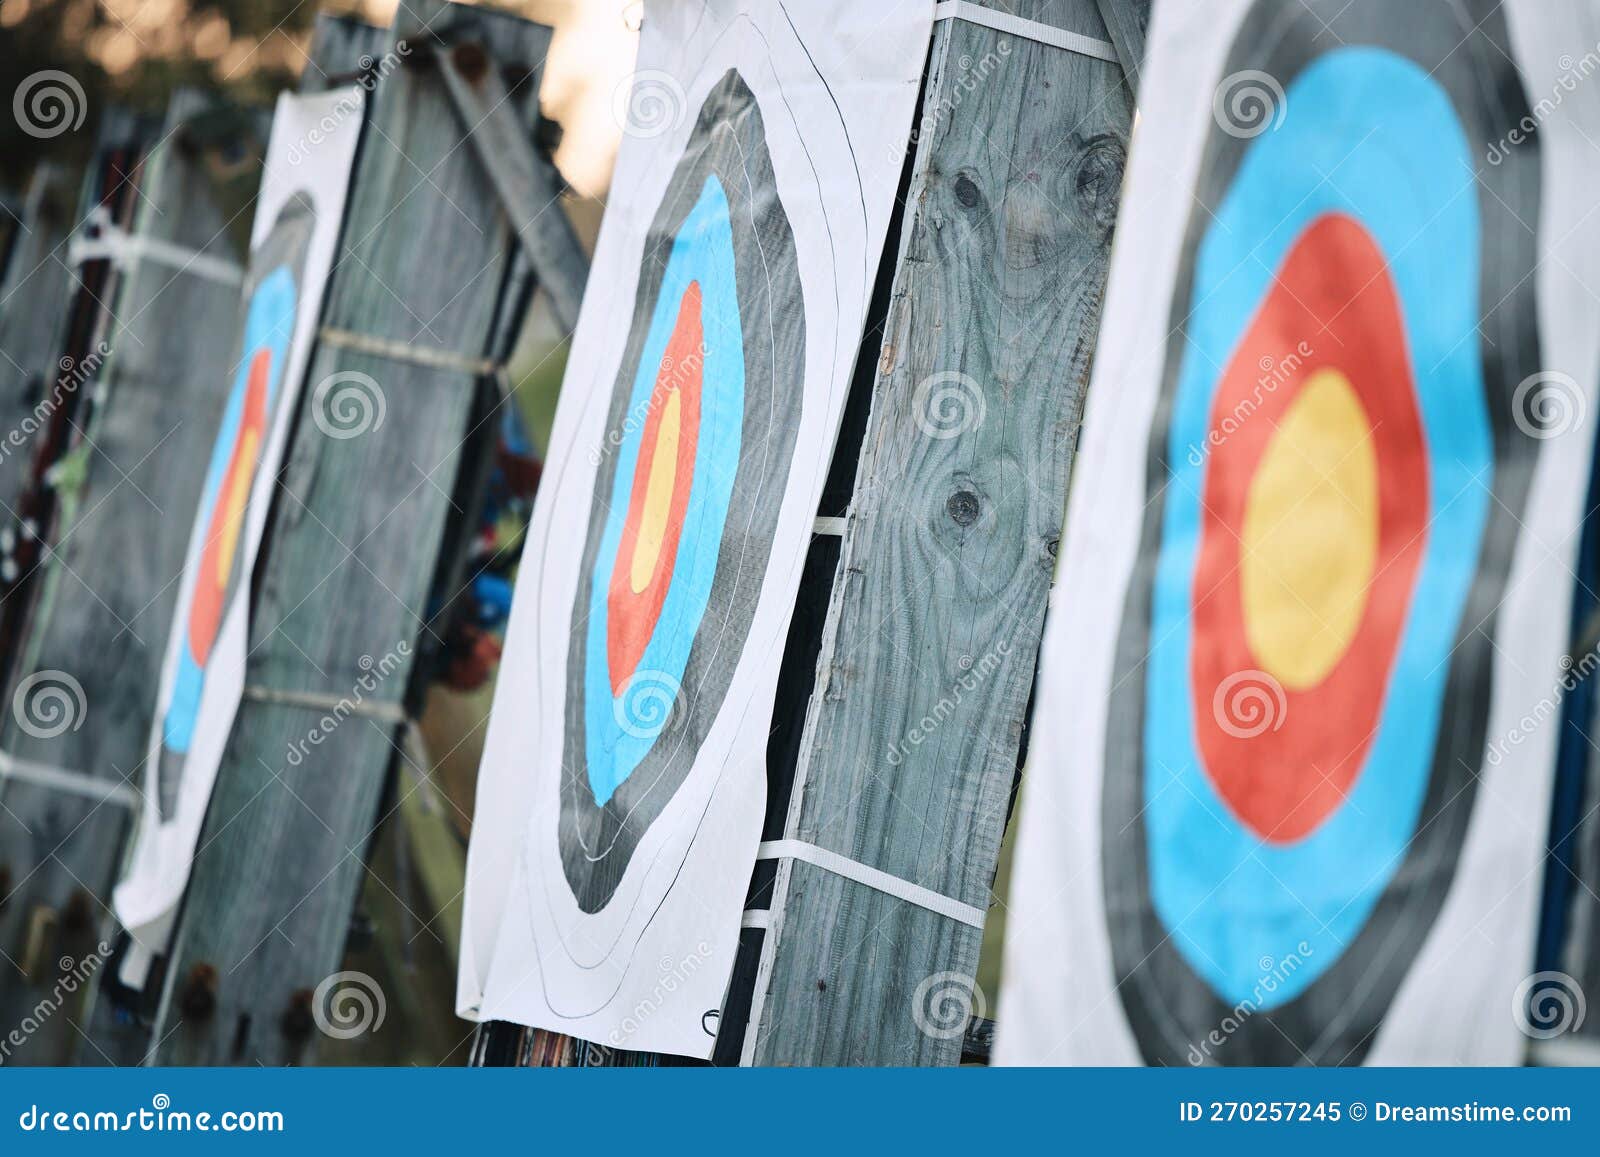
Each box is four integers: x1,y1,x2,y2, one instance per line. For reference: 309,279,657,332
1,0,633,199
0,0,353,188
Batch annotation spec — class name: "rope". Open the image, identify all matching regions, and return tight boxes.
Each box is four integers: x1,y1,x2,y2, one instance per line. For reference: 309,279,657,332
0,750,139,809
240,684,410,725
757,839,986,929
67,208,244,288
318,326,501,378
932,0,1120,63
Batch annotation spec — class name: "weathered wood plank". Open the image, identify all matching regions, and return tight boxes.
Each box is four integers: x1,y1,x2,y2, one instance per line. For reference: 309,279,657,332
0,92,261,1066
1094,0,1150,96
742,0,1136,1066
0,111,152,683
437,46,588,332
148,0,561,1066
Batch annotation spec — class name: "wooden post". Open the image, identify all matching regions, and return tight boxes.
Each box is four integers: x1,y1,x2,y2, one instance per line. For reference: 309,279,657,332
737,0,1144,1066
147,0,577,1066
0,93,263,1066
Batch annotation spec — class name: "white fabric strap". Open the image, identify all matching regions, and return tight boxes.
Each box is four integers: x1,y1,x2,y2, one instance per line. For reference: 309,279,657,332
932,0,1119,63
740,908,770,930
812,515,847,536
68,209,244,288
757,839,986,929
318,326,500,378
241,684,409,725
0,750,140,810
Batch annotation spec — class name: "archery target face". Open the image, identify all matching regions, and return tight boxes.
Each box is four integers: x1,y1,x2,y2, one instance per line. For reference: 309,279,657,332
158,196,314,819
1102,0,1543,1065
559,69,804,914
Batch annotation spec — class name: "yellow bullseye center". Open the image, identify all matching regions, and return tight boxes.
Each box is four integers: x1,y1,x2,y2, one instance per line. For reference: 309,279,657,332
1240,368,1377,691
629,388,682,594
215,429,259,585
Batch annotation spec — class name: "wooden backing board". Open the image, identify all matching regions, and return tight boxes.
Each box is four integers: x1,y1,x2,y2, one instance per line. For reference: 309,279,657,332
741,0,1139,1066
147,0,562,1066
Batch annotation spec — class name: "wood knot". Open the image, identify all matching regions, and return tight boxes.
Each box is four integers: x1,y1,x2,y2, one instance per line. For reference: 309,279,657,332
282,988,317,1039
180,963,219,1021
952,172,982,208
947,490,981,526
1074,133,1127,230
